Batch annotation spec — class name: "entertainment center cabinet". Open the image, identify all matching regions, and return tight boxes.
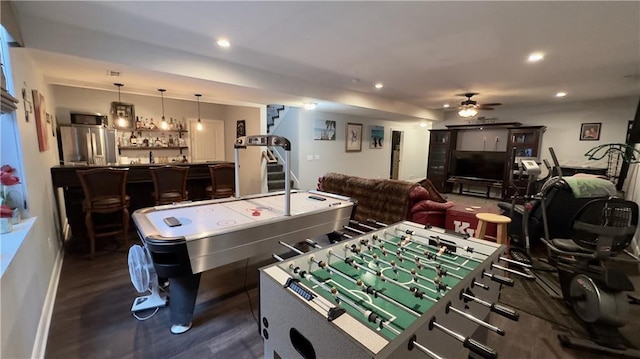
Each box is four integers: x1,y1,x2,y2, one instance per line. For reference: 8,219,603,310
427,123,546,200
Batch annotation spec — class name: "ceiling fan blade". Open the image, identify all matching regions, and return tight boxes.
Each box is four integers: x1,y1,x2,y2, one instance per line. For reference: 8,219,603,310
481,103,502,107
478,107,494,111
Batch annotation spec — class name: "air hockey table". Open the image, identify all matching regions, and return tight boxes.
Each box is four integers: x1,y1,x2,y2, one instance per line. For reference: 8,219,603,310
132,189,356,333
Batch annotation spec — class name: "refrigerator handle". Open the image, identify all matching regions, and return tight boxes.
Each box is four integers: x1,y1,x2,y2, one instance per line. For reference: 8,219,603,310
86,132,94,164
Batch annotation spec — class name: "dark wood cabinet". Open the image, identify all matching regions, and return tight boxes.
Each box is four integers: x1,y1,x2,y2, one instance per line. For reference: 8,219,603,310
427,130,457,192
503,126,546,199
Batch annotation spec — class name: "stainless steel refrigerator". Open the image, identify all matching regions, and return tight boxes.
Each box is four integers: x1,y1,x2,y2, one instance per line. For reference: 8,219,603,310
58,124,118,165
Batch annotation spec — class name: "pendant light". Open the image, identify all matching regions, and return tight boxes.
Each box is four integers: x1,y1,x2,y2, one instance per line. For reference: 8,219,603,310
158,88,168,130
195,94,203,131
114,83,126,128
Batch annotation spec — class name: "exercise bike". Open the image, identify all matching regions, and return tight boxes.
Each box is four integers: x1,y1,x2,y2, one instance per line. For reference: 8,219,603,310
541,198,640,358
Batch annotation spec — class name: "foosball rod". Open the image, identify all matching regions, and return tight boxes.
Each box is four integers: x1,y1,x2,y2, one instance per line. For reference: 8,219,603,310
499,256,533,268
445,302,505,336
366,219,389,227
460,289,519,321
346,245,448,294
344,248,444,295
491,263,536,280
376,233,475,272
481,270,514,287
361,238,464,280
348,219,378,231
393,226,491,259
327,250,439,304
308,239,446,292
408,335,446,359
429,318,498,359
272,254,403,336
296,267,403,336
278,241,424,317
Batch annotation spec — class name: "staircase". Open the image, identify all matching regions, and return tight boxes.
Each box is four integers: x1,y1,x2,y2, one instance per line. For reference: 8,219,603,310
264,149,295,192
267,104,286,134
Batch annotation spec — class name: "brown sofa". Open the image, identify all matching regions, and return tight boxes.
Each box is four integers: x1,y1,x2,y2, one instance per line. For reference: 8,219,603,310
317,173,453,227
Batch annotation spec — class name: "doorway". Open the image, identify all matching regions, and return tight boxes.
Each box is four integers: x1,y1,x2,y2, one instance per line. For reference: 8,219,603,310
190,119,225,162
390,130,402,179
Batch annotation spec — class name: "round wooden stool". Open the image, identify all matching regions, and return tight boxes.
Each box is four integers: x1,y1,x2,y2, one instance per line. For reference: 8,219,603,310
475,213,512,245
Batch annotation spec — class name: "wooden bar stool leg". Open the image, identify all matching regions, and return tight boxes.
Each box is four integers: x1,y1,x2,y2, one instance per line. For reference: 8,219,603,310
476,220,487,240
123,208,130,248
497,223,508,245
85,212,95,258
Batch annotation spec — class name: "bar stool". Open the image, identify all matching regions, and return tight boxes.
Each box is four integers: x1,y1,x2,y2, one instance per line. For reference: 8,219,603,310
150,165,189,205
475,212,512,245
205,163,235,199
77,168,130,258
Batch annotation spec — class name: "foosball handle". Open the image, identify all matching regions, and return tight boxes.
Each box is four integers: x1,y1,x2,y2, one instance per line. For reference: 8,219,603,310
491,303,519,321
489,273,514,287
463,337,498,359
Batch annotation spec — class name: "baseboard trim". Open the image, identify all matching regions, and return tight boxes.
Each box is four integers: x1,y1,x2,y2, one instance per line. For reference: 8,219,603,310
31,247,64,359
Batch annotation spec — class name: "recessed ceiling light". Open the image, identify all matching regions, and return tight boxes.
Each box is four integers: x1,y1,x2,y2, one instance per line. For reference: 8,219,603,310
217,39,230,48
555,92,567,97
420,122,428,128
527,52,545,62
303,102,317,110
374,83,384,89
443,104,450,108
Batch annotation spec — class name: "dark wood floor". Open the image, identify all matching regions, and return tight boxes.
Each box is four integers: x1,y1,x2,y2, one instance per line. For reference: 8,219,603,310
46,235,638,359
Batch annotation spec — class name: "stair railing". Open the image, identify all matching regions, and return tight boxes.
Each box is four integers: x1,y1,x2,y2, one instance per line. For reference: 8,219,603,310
262,149,278,164
271,146,300,189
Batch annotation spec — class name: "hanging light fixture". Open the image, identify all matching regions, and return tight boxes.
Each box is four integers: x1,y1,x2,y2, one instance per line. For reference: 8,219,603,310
114,83,126,128
458,105,478,118
158,89,168,130
195,94,203,131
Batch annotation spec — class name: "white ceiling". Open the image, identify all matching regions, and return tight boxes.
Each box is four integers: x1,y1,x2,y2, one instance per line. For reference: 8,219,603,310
10,1,640,121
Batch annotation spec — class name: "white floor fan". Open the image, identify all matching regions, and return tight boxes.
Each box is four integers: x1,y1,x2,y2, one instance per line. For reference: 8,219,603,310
128,244,167,315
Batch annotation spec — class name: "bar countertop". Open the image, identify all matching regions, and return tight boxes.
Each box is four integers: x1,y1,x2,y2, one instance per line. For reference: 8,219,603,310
51,161,231,188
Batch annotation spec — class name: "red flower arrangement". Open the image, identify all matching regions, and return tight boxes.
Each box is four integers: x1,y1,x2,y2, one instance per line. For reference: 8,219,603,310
1,165,20,219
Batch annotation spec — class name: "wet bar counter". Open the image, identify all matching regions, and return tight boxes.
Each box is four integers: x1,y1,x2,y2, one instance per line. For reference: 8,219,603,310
51,162,231,242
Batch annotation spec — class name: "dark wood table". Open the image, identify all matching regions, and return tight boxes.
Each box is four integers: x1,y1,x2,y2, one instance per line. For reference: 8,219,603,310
50,162,231,244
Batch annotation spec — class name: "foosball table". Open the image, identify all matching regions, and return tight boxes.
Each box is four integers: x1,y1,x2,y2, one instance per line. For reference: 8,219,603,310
260,220,527,359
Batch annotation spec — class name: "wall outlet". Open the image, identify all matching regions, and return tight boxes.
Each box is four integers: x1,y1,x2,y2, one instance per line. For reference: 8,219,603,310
307,155,313,161
315,154,320,160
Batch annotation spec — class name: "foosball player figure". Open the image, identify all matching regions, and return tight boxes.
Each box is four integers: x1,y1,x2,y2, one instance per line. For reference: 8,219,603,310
356,279,364,291
438,246,447,256
390,260,398,277
380,245,387,256
330,287,340,305
414,256,422,270
411,268,418,282
373,253,380,267
401,235,411,246
396,249,404,262
433,275,448,292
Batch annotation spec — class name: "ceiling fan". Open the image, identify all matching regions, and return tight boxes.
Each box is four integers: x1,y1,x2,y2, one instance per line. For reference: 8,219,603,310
457,92,501,117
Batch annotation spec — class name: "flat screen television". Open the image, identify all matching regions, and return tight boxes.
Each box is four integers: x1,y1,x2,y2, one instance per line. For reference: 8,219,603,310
452,151,507,182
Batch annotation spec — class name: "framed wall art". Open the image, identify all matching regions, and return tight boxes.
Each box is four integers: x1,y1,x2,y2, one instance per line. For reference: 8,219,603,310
346,122,362,152
580,122,601,141
236,119,246,138
32,90,49,152
111,102,135,129
313,119,336,140
369,125,384,149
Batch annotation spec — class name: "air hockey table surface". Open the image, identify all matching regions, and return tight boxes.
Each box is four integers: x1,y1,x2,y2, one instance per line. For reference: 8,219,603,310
133,190,356,275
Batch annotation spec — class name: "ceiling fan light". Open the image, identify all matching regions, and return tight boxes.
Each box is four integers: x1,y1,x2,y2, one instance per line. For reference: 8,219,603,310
458,105,478,118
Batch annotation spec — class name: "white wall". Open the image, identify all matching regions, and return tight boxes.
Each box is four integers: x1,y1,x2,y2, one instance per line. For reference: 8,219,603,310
274,108,431,190
1,48,62,359
438,97,638,168
223,105,264,195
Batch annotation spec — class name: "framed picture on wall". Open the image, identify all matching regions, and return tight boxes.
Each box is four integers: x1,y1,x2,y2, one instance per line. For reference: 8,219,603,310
236,119,246,138
32,90,49,152
580,122,601,141
346,122,362,152
369,125,384,149
313,119,336,140
111,102,135,129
